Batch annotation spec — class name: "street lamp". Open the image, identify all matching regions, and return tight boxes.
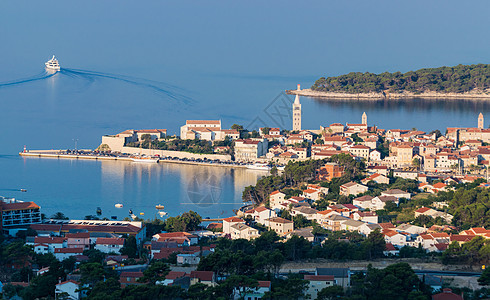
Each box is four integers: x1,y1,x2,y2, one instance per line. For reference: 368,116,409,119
72,138,79,152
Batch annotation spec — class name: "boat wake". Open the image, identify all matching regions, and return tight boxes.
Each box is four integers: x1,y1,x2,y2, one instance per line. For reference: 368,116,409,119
61,68,194,105
0,68,194,105
0,71,57,88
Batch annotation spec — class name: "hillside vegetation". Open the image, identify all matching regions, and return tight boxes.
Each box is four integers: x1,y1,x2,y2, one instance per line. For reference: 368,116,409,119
312,64,490,94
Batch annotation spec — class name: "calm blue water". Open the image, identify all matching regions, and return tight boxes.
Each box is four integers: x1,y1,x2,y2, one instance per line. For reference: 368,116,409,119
1,1,490,218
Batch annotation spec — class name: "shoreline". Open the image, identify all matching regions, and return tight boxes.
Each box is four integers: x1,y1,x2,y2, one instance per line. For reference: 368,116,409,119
19,150,249,169
287,88,490,100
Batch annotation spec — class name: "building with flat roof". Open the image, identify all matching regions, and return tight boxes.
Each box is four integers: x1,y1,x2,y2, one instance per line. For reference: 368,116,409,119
0,196,41,235
31,219,146,244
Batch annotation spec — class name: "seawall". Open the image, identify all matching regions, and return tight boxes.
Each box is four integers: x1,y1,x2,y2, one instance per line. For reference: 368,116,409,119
19,150,245,168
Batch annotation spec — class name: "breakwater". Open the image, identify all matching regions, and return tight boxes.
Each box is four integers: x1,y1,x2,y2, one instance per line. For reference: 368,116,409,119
19,150,248,169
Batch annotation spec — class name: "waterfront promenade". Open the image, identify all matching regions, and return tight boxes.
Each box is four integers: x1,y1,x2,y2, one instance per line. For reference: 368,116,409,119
19,149,249,169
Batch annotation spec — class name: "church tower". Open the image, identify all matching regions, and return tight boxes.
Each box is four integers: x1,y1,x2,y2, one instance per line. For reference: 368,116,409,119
293,84,302,131
478,112,484,129
362,112,367,125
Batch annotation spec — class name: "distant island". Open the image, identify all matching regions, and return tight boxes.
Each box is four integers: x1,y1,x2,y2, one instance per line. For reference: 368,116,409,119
288,64,490,99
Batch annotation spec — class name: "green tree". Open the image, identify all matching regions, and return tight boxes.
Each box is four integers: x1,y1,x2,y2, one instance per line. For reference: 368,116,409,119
50,212,69,220
317,285,344,300
121,236,138,258
479,268,490,286
139,261,170,284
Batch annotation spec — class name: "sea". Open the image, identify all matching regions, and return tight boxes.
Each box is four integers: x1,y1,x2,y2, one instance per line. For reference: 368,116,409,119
1,1,490,219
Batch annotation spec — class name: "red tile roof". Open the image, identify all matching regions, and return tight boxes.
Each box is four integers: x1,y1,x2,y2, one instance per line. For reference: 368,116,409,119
304,275,335,281
66,232,90,239
1,202,40,211
34,237,66,244
54,247,84,253
165,271,186,280
223,217,243,223
190,271,214,282
96,238,124,245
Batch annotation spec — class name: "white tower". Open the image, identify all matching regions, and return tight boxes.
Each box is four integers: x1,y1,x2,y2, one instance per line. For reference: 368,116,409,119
362,112,367,125
478,112,484,129
293,85,302,131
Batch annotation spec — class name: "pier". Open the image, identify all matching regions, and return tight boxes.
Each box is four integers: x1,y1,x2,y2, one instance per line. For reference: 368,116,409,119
19,150,249,169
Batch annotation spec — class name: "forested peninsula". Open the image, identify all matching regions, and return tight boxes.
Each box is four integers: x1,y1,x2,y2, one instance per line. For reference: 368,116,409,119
289,64,490,99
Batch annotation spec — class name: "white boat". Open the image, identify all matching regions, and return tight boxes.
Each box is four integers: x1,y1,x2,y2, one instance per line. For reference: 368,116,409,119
130,156,159,163
45,55,60,71
276,165,286,171
247,163,271,171
115,203,123,208
130,214,137,220
158,211,168,217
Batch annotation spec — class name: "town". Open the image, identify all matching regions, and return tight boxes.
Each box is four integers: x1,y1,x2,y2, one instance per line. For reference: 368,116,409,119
5,88,490,299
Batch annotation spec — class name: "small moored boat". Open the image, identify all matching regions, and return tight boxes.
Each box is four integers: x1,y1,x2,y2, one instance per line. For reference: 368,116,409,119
247,163,271,171
130,156,159,163
158,211,168,217
155,204,165,210
115,203,123,208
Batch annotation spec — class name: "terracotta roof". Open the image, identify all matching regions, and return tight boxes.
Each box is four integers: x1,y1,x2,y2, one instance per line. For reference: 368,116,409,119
190,271,214,282
1,202,40,211
186,120,220,125
270,190,283,196
223,217,243,223
304,275,335,281
379,223,395,229
450,235,476,242
268,217,293,224
432,182,447,189
96,238,124,245
34,236,66,244
255,206,268,212
258,281,271,288
415,207,431,214
54,247,84,253
166,271,186,280
385,243,396,251
383,230,401,237
120,271,143,278
66,232,90,239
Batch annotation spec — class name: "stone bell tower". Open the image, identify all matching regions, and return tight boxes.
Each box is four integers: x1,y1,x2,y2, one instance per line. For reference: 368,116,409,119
293,84,302,131
362,112,367,125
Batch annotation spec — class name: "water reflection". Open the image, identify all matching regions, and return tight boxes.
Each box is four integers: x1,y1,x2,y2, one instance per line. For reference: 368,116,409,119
99,160,263,219
309,97,490,113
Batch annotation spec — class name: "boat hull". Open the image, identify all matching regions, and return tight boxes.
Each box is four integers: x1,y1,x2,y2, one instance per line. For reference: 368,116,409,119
130,158,159,163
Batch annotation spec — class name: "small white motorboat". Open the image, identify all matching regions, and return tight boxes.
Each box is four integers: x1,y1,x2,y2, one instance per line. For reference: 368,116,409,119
115,203,123,208
158,211,168,217
247,162,271,171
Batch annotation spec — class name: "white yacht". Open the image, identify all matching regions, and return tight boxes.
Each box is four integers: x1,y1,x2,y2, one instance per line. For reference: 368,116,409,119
247,162,271,171
45,55,61,71
130,156,159,163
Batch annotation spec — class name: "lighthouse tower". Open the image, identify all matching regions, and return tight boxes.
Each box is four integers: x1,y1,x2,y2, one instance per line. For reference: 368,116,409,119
478,113,484,129
293,85,302,131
